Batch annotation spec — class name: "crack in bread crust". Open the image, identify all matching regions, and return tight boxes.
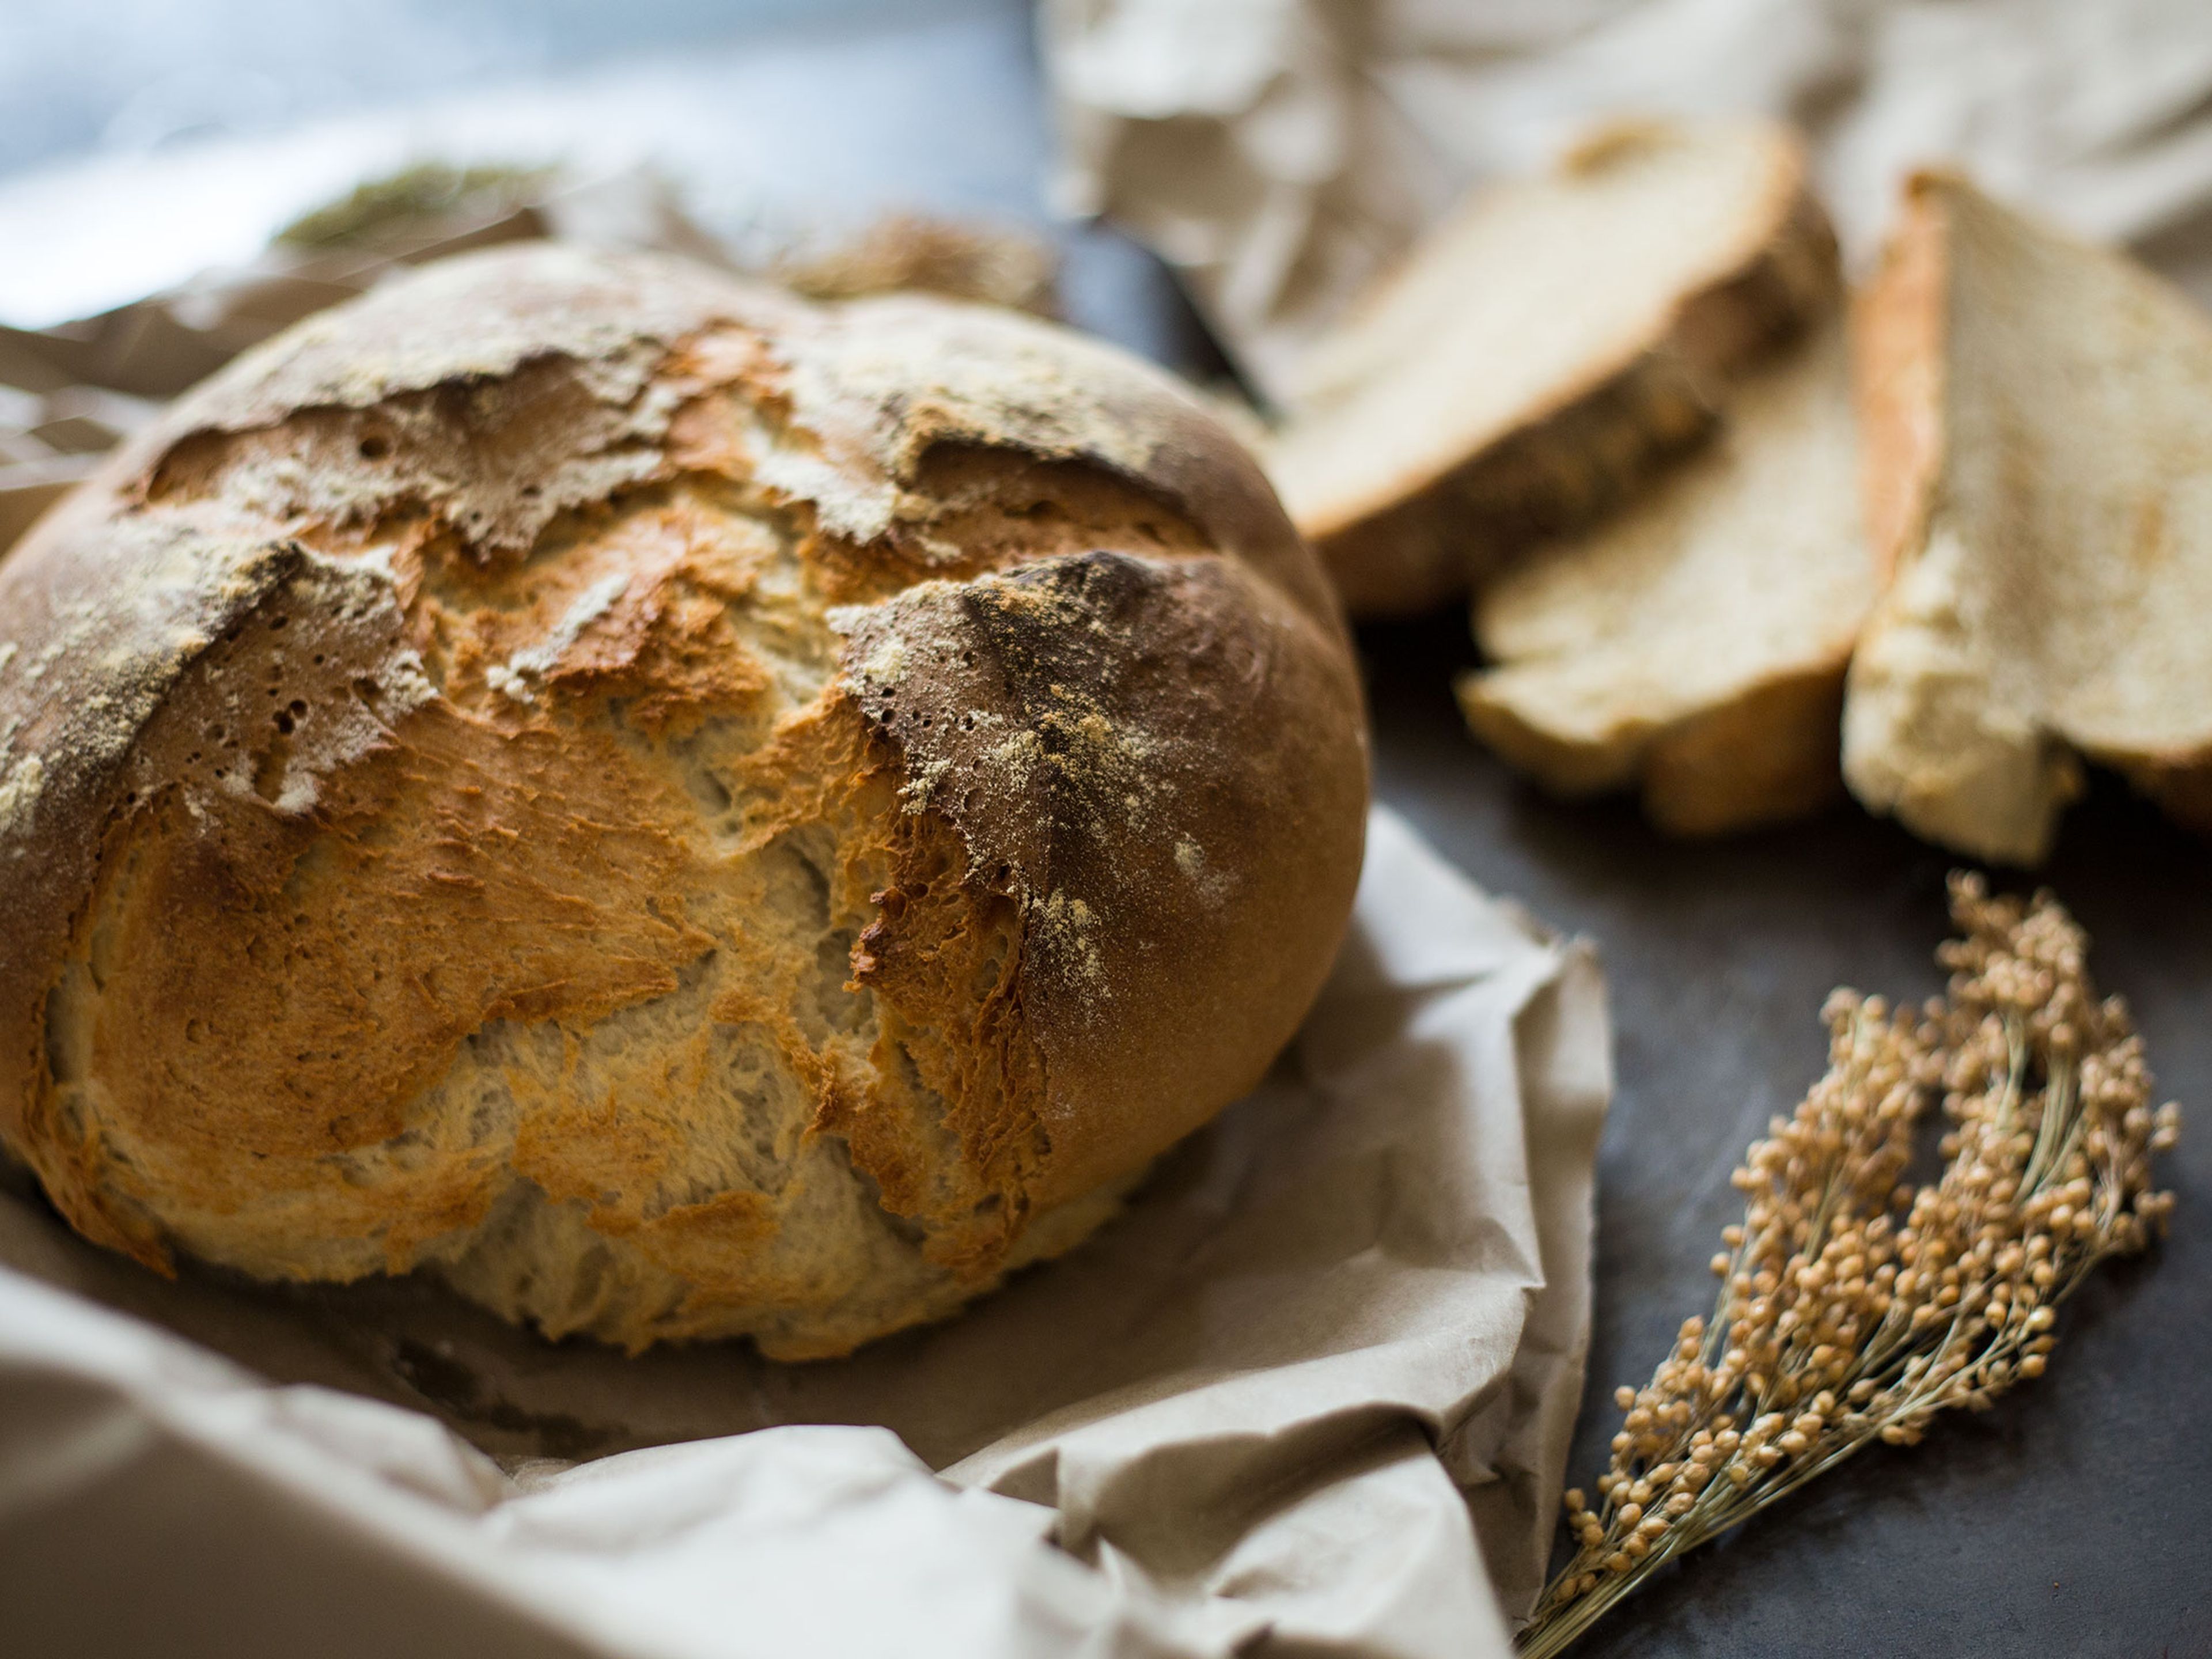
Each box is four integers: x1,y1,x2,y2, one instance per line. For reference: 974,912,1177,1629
0,247,1367,1357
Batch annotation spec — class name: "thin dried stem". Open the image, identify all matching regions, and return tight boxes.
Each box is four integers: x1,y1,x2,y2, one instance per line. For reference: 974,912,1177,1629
1518,875,2180,1659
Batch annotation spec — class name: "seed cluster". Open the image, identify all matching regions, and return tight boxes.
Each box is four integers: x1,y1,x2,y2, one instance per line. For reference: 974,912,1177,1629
1519,876,2180,1659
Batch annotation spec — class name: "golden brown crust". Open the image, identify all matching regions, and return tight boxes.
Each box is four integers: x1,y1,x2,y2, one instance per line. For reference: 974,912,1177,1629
1454,657,1849,836
1323,352,1717,618
1639,664,1849,835
0,245,1369,1355
1453,312,1867,838
1853,173,1951,589
840,548,1366,1207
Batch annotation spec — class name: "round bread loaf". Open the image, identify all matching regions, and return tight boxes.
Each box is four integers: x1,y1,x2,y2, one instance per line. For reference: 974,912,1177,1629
0,247,1368,1358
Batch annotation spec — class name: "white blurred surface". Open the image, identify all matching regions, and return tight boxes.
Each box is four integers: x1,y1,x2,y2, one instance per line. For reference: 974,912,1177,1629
0,0,1009,172
0,8,1041,328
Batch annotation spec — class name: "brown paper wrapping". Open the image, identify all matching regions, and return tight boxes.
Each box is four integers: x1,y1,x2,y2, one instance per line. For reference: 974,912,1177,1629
1041,0,2212,402
0,808,1609,1658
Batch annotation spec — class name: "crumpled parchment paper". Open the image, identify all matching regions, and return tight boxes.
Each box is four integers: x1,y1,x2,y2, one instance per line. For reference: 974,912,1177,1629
1041,0,2212,400
0,806,1610,1659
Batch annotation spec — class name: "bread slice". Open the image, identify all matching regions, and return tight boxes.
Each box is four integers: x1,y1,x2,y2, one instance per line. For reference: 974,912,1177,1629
1266,118,1837,618
1457,318,1873,835
1842,172,2212,865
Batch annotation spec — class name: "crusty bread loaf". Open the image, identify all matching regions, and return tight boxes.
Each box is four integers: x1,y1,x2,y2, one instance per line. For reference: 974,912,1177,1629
1266,118,1838,618
1843,172,2212,865
1459,319,1873,835
0,246,1368,1358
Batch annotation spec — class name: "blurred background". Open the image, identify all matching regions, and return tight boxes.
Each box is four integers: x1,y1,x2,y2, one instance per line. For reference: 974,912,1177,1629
0,0,1204,363
8,0,2212,537
0,0,1213,547
9,1,2212,355
5,5,2211,1656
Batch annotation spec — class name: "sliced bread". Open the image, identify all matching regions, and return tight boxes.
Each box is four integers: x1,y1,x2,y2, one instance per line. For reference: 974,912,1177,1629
1843,172,2212,865
1266,118,1838,618
1458,318,1873,835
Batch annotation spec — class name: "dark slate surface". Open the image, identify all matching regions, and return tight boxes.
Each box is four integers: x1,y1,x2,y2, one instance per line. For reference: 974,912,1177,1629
5,5,2205,1654
1363,611,2210,1659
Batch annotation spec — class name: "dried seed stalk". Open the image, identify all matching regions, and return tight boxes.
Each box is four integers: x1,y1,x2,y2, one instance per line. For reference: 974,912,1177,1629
1519,876,2180,1658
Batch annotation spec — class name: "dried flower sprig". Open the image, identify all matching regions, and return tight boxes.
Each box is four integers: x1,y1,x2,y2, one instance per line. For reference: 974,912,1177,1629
1519,875,2180,1658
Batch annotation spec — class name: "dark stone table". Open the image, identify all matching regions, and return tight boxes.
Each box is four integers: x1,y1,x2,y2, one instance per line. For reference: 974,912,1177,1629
1366,611,2210,1659
5,5,2203,1654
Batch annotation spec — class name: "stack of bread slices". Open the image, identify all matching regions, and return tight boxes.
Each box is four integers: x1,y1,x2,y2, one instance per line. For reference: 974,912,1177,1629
1267,118,2212,863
